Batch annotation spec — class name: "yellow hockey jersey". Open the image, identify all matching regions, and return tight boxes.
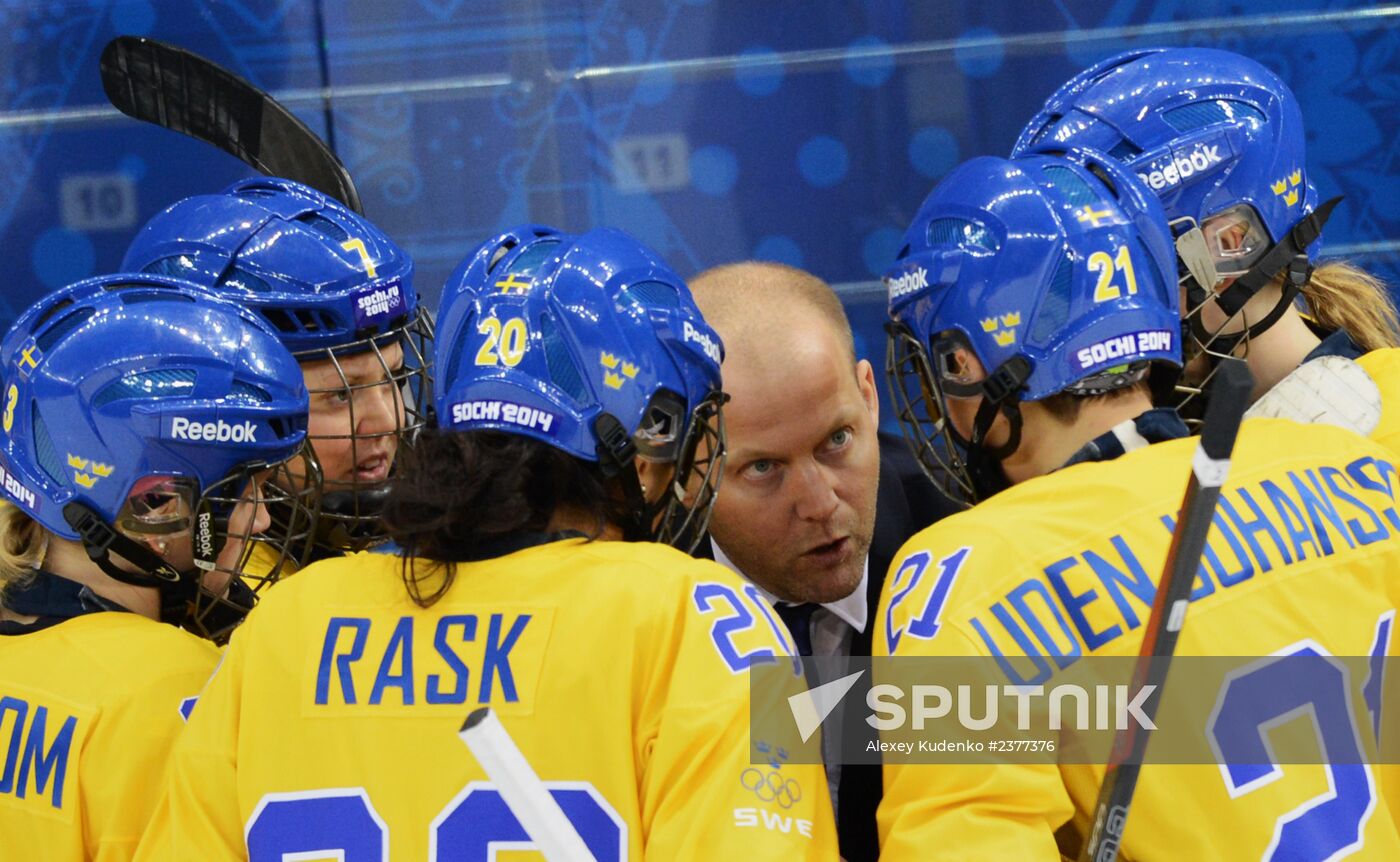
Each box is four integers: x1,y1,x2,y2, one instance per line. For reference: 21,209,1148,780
876,418,1400,861
1357,347,1400,458
138,538,837,861
0,611,221,861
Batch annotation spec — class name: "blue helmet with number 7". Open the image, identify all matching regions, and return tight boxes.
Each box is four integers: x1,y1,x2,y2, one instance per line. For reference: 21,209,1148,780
435,224,726,550
0,274,319,641
121,176,433,555
884,150,1180,503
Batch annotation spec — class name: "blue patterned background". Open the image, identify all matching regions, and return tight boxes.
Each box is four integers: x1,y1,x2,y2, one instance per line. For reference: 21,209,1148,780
2,0,1399,428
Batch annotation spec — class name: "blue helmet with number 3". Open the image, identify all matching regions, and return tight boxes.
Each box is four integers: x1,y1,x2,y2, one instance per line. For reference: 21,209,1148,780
884,150,1180,502
121,176,434,554
435,224,726,549
0,274,319,641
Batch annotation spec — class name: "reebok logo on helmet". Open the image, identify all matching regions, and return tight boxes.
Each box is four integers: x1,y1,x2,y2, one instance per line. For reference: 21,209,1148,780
1137,144,1224,191
682,320,722,365
168,417,259,443
886,267,929,301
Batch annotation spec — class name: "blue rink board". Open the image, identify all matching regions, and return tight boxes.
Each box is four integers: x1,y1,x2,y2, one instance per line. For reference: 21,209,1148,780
2,1,1398,431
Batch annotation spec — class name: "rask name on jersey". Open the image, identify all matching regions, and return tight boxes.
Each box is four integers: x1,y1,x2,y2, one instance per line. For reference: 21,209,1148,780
312,609,552,714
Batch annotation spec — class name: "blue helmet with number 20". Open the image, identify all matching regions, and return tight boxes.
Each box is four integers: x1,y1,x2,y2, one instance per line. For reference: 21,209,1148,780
884,150,1180,503
435,224,726,550
122,176,433,554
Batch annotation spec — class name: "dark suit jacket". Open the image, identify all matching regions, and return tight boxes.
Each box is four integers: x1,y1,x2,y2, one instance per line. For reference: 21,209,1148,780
696,431,957,861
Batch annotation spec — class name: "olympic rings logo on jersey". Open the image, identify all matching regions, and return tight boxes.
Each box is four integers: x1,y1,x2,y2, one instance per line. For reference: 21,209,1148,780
740,767,803,809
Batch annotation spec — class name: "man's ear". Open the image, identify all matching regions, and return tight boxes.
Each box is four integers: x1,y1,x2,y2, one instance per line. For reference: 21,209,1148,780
855,358,879,420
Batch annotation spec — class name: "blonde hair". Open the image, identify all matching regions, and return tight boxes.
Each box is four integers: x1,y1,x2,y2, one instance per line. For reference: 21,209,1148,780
0,501,45,602
1303,260,1400,352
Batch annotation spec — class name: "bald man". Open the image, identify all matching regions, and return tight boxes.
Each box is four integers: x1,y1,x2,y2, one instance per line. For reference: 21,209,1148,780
690,262,956,862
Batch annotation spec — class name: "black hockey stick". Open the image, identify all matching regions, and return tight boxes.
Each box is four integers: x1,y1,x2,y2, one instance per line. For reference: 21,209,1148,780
99,35,363,214
1079,357,1253,862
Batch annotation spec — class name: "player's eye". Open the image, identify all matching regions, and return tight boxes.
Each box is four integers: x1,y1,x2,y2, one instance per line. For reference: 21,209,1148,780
828,428,853,449
742,459,776,479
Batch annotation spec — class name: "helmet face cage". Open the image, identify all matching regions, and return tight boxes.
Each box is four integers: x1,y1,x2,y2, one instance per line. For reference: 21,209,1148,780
886,322,976,507
647,388,727,552
120,447,321,644
290,305,434,553
1173,240,1265,428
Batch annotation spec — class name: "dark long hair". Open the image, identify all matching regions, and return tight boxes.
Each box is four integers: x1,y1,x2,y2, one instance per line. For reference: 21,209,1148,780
382,429,630,607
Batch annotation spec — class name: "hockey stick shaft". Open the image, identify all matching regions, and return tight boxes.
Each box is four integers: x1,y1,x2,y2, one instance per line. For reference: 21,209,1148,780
459,707,597,862
1080,358,1253,862
99,36,363,214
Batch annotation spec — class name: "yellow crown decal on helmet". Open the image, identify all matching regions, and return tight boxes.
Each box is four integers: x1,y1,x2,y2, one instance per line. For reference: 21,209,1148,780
982,311,1022,348
600,352,639,390
1273,170,1303,207
66,452,113,490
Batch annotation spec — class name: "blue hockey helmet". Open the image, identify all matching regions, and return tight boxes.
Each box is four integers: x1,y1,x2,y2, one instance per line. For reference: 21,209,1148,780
1013,47,1336,402
121,176,432,554
885,150,1180,502
436,225,726,549
0,274,319,641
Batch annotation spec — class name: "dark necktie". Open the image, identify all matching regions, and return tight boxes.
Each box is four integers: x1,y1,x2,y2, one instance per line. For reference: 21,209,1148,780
775,602,819,657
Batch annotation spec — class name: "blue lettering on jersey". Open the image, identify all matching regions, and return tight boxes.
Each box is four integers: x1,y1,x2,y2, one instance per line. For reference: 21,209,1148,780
427,615,478,704
0,696,76,808
314,614,530,707
962,455,1399,680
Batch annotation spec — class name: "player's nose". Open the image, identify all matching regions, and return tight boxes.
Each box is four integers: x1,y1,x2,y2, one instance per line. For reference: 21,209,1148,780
791,459,841,523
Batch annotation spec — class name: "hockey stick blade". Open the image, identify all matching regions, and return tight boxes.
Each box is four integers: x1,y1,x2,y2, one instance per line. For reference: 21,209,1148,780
1080,358,1253,862
100,36,363,214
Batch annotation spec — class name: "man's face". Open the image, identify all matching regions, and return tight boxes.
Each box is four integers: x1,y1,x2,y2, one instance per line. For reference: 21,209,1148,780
709,325,880,604
295,341,406,490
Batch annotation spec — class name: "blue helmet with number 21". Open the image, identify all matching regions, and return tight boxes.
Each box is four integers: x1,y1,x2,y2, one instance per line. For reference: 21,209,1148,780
885,150,1180,503
122,177,433,555
436,224,726,549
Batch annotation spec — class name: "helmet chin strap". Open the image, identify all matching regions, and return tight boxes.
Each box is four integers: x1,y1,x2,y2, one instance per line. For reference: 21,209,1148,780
63,501,200,625
1183,196,1341,357
956,356,1032,501
61,501,252,638
593,412,652,542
